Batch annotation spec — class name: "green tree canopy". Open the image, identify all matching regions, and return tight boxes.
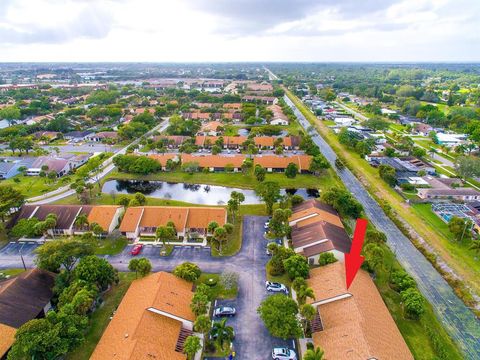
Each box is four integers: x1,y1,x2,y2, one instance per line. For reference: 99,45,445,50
255,181,281,214
173,262,201,282
35,239,95,272
74,255,117,290
257,294,302,339
283,254,309,279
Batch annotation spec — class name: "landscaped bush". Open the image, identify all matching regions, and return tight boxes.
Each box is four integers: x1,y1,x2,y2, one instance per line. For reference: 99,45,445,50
173,262,202,282
400,183,415,191
290,194,304,207
283,254,309,279
318,252,337,266
390,270,416,292
113,154,161,174
401,287,425,319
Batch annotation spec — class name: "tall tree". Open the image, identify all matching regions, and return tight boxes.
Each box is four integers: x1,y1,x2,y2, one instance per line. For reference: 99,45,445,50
0,185,24,221
227,191,245,223
255,181,281,214
303,346,325,360
35,239,95,272
257,294,302,339
74,255,117,290
210,318,235,350
183,335,202,360
156,225,177,246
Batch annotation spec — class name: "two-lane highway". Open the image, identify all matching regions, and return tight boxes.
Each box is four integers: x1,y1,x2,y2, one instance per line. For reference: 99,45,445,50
283,93,480,359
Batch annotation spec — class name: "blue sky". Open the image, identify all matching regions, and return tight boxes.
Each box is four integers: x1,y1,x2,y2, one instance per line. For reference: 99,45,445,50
0,0,478,62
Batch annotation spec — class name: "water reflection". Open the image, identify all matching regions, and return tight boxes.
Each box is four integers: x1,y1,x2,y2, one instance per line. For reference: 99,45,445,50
103,180,319,205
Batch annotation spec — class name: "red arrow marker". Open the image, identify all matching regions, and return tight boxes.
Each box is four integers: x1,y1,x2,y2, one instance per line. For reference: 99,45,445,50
345,218,368,289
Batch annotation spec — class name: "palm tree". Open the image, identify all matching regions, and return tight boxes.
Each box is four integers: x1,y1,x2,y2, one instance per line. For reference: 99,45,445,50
85,183,94,199
470,239,480,254
44,213,57,239
296,286,315,305
300,304,316,334
193,314,211,335
303,346,324,360
210,318,234,351
156,225,176,246
75,214,89,231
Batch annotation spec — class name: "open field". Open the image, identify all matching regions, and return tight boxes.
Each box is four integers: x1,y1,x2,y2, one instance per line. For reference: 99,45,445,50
1,174,71,197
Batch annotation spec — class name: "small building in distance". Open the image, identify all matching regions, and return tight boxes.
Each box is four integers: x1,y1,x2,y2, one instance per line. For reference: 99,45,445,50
417,187,480,202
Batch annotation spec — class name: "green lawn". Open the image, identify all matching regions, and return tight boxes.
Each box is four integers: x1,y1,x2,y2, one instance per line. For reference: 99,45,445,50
0,268,25,278
105,168,340,190
95,237,129,255
223,125,239,136
66,272,136,360
389,123,408,133
375,254,463,360
1,174,70,197
196,273,238,299
266,261,292,287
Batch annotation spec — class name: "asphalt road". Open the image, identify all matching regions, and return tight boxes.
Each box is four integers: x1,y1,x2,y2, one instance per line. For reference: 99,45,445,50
283,94,480,359
0,216,293,359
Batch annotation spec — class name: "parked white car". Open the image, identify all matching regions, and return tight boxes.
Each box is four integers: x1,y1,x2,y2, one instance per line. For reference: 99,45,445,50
272,348,297,360
265,281,289,294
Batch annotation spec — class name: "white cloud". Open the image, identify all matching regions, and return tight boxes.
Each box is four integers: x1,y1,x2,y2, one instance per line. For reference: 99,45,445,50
0,0,478,61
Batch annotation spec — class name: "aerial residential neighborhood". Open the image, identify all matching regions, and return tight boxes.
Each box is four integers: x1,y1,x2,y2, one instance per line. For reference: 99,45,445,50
0,1,479,360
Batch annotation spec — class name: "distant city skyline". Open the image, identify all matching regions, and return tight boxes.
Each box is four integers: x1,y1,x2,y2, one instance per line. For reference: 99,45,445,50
0,0,479,62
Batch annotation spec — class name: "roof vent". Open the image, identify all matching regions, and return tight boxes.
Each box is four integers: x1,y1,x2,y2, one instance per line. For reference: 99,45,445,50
124,333,129,338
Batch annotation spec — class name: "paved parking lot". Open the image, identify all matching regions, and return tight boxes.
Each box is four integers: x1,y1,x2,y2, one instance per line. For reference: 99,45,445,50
0,241,40,256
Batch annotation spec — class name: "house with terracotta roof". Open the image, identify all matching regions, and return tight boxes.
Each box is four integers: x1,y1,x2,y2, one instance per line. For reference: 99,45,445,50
153,135,190,148
254,155,312,173
195,135,248,149
91,271,199,360
303,263,413,360
182,112,211,121
119,206,227,240
223,103,242,110
242,95,277,105
0,268,56,359
289,199,351,264
87,131,119,142
181,154,247,172
13,205,123,236
198,121,224,136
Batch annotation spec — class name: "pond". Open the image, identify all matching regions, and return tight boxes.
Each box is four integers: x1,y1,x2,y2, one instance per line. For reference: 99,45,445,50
102,180,319,205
